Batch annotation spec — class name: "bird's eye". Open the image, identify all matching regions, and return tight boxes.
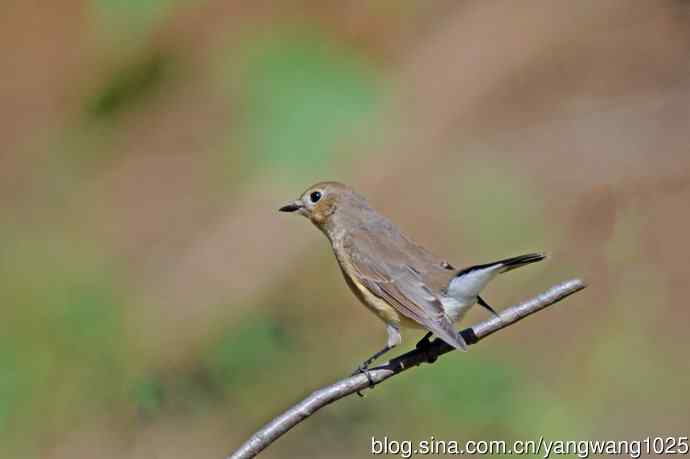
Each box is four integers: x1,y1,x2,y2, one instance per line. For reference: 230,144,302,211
310,191,322,203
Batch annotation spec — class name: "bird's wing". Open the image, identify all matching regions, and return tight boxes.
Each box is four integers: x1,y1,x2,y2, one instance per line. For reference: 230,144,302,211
344,231,467,350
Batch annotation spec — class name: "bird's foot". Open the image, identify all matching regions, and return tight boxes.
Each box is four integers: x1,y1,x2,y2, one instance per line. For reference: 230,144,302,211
351,363,375,397
415,332,438,364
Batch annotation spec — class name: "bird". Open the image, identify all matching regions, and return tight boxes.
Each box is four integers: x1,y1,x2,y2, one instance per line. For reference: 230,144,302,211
279,181,545,373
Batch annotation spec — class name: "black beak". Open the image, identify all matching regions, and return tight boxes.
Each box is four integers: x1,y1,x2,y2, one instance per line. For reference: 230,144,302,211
279,202,302,213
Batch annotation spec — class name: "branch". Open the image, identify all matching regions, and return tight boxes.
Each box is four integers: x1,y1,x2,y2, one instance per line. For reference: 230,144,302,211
227,278,586,459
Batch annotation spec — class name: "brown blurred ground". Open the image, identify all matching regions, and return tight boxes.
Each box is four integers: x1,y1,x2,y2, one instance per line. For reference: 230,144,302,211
1,1,689,458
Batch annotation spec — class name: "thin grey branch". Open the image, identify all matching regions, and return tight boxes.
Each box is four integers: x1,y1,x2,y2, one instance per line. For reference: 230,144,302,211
228,278,586,459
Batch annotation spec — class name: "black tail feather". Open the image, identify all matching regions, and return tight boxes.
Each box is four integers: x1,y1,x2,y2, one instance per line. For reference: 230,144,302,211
455,252,545,277
497,252,546,272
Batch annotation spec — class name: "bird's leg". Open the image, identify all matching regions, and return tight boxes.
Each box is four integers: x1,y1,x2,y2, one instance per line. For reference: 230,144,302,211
477,295,500,318
351,324,400,397
353,345,393,373
415,331,437,363
351,345,391,397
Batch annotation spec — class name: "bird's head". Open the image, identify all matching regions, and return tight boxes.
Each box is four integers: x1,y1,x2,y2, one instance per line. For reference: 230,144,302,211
279,181,363,230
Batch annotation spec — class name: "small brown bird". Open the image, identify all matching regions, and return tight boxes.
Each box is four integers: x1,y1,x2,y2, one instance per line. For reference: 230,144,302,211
280,181,544,371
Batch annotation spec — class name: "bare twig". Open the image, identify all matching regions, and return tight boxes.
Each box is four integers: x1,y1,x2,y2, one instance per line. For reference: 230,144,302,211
228,279,586,459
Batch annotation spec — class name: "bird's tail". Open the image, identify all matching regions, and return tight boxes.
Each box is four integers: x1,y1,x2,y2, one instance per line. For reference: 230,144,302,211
491,252,546,273
447,252,546,304
454,252,545,278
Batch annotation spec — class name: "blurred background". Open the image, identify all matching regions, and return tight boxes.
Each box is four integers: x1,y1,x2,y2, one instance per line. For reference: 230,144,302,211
2,1,690,457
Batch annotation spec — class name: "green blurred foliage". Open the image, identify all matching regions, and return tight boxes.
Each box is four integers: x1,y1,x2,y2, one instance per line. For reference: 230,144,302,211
403,357,521,427
87,52,174,121
226,30,382,176
0,346,24,434
131,376,166,418
124,312,296,422
202,313,294,390
1,233,126,453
